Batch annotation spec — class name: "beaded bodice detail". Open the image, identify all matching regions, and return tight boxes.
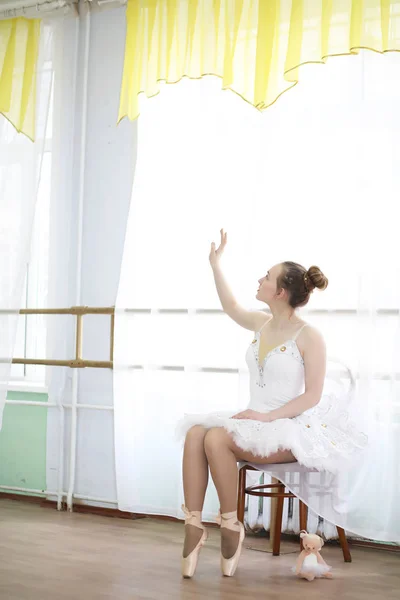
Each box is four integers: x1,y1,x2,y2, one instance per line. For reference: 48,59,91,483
244,331,305,412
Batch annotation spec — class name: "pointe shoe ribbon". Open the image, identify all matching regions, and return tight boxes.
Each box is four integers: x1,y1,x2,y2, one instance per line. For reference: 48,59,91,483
182,504,202,526
216,509,241,532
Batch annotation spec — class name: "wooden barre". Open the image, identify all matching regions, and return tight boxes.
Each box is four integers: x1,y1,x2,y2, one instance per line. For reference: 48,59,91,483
9,306,115,369
17,306,115,315
12,359,113,369
0,306,114,316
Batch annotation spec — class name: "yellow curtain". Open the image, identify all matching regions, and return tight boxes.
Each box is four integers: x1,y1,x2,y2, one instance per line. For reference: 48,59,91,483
0,17,41,141
119,0,400,122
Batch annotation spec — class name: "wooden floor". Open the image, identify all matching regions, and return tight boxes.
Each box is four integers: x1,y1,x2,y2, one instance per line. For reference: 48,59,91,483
0,500,399,600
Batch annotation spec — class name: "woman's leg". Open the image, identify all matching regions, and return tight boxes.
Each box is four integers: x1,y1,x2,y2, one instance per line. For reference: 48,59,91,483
183,425,209,511
204,427,295,513
204,427,295,560
182,425,209,560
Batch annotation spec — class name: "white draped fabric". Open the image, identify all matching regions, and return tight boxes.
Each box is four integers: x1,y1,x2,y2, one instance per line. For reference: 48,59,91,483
0,25,54,428
114,51,400,542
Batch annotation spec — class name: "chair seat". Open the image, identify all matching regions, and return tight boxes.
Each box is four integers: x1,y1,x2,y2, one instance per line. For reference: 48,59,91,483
240,461,318,474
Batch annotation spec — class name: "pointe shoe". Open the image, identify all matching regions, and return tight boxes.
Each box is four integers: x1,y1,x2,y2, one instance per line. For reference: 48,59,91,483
216,510,245,577
181,505,208,579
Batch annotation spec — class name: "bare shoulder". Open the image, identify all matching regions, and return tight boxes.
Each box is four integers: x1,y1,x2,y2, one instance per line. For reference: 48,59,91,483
225,304,271,332
300,326,327,394
299,324,326,352
254,312,271,332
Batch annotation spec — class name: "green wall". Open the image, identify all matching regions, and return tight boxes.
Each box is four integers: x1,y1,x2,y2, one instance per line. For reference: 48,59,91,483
0,392,48,497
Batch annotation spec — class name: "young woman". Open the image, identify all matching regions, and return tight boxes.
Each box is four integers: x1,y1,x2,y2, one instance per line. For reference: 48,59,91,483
179,229,366,579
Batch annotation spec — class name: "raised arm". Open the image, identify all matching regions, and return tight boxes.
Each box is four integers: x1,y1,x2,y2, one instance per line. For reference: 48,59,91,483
210,229,268,332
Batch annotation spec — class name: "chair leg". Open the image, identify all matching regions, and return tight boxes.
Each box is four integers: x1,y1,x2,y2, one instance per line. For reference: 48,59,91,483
337,526,352,563
237,466,247,524
272,489,285,556
299,501,308,551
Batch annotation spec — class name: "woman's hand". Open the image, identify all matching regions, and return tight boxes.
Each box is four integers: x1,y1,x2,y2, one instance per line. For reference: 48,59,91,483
231,410,270,422
209,229,227,269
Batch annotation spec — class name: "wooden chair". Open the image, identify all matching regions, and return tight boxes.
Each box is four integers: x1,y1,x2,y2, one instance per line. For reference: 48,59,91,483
237,464,352,562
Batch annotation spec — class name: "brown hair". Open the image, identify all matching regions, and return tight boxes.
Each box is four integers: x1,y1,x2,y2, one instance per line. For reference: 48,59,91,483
277,262,328,309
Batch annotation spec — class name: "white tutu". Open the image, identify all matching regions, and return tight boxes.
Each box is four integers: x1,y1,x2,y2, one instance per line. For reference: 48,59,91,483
176,396,366,473
176,329,367,474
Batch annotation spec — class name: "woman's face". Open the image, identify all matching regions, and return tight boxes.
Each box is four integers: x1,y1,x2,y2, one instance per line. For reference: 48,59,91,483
256,264,282,304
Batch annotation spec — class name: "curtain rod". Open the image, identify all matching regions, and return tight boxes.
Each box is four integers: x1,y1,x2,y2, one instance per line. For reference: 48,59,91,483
95,0,126,6
0,0,73,18
0,0,125,18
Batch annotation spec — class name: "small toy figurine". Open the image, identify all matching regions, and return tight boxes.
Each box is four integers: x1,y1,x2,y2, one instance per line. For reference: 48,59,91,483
293,530,333,581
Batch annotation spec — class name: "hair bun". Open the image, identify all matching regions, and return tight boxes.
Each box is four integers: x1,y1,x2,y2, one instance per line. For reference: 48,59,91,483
307,266,328,291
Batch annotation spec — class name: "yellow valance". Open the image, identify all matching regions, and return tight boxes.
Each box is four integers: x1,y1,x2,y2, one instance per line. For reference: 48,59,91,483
0,17,41,141
119,0,400,122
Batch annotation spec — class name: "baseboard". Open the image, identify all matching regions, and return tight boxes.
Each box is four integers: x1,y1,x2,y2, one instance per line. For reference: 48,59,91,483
0,491,45,504
349,540,400,553
41,498,146,520
0,491,144,520
1,492,398,552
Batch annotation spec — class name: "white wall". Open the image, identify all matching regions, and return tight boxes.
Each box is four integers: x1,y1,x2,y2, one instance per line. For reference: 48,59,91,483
46,7,137,507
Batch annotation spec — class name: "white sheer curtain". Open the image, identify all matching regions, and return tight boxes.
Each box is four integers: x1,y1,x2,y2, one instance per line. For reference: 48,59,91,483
44,16,79,504
0,24,54,428
114,51,400,542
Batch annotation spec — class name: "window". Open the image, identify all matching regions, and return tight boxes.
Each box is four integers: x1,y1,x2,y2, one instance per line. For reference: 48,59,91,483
119,53,400,417
9,69,53,389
